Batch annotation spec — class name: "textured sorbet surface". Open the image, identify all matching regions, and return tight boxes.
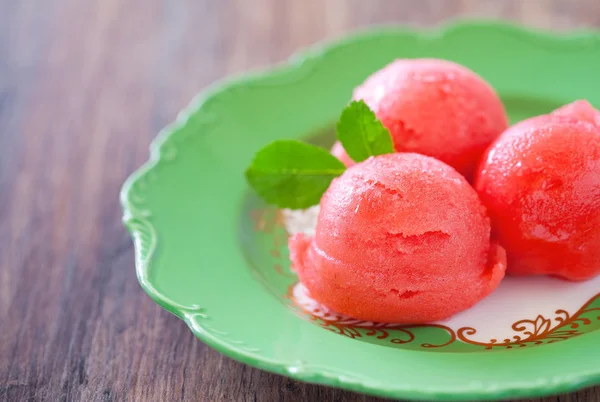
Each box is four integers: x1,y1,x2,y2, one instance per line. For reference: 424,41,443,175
475,100,600,281
289,153,506,324
332,58,508,179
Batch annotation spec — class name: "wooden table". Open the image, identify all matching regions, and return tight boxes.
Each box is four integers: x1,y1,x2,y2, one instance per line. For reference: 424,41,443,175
2,1,599,401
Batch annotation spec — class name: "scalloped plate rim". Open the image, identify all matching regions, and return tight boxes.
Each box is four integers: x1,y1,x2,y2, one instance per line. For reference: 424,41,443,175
120,20,600,401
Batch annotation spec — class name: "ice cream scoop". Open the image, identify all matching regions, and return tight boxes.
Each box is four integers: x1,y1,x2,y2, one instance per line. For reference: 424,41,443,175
289,153,506,324
475,100,600,281
331,58,508,179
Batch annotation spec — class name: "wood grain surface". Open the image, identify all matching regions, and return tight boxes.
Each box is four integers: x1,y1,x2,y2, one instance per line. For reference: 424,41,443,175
1,1,600,401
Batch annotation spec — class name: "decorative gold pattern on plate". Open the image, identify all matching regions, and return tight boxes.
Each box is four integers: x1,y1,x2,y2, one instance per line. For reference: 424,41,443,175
291,282,600,350
456,296,600,349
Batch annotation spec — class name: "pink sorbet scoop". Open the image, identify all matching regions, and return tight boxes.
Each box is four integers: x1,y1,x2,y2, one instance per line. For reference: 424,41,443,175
474,100,600,281
289,153,506,324
331,58,508,180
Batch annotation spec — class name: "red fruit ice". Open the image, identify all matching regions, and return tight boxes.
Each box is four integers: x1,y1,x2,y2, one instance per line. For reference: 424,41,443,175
331,59,508,179
289,153,506,324
475,100,600,281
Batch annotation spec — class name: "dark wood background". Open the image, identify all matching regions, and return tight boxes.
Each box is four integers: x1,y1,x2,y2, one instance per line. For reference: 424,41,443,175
2,1,600,401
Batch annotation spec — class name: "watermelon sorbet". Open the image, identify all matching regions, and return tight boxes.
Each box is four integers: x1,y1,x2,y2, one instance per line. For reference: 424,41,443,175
289,153,506,324
331,58,508,179
475,100,600,281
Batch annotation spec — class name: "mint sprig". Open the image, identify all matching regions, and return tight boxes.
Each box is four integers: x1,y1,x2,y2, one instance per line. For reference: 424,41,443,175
336,100,394,162
245,140,346,209
245,102,394,209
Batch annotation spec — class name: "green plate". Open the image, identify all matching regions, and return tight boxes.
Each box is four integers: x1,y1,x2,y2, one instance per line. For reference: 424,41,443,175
120,21,600,401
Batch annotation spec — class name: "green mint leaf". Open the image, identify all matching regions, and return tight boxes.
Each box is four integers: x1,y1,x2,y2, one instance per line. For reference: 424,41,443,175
336,100,394,162
245,140,346,209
